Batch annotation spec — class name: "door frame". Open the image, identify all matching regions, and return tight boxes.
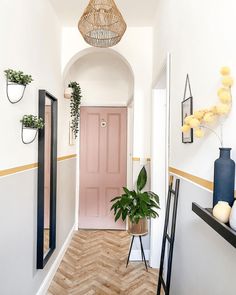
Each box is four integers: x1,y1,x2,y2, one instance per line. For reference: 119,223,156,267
75,103,134,229
149,53,171,268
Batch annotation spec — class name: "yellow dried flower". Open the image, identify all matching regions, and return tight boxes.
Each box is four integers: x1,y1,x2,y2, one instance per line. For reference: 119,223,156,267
189,118,200,128
220,67,230,76
184,115,193,124
216,103,231,115
195,128,204,138
222,76,234,87
218,90,231,104
210,106,218,114
203,112,215,123
181,124,191,133
194,110,205,120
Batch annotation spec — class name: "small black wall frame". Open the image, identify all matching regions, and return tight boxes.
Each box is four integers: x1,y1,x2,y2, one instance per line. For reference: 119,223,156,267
181,74,193,143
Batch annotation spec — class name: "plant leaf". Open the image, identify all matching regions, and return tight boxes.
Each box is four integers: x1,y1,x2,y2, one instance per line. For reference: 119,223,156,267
115,209,122,222
123,187,131,195
110,196,121,202
137,166,147,191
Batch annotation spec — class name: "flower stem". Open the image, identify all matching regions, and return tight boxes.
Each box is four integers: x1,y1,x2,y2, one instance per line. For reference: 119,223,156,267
200,125,223,147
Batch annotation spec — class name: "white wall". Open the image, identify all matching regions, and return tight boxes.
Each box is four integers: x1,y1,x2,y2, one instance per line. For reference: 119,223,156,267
68,51,134,106
153,0,236,180
153,0,236,293
61,27,153,158
0,0,75,171
0,1,77,294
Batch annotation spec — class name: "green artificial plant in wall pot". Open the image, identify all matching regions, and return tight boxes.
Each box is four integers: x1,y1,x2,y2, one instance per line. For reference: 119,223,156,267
110,166,160,235
21,115,44,144
67,81,82,139
4,69,33,104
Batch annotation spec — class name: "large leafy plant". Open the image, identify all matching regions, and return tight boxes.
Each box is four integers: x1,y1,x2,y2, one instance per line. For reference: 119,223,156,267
111,166,160,224
5,69,33,85
21,115,44,129
68,81,82,138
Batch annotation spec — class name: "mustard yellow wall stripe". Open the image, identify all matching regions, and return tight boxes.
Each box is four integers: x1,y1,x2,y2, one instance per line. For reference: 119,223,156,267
132,157,151,162
0,154,77,177
58,154,77,162
169,167,213,191
0,163,38,177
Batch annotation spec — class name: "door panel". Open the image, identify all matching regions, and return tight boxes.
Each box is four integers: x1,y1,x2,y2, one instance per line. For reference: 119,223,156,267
79,107,127,229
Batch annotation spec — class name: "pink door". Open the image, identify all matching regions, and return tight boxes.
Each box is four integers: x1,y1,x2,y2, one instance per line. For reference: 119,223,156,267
79,107,127,229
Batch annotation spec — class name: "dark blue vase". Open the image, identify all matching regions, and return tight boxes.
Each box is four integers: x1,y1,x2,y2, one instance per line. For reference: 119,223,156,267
213,148,235,207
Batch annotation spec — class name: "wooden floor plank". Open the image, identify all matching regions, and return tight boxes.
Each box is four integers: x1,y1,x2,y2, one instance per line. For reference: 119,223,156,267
48,230,159,294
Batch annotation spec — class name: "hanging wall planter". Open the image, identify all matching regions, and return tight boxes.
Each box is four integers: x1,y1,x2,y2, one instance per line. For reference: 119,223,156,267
20,115,44,144
64,87,73,99
68,81,82,138
4,69,33,104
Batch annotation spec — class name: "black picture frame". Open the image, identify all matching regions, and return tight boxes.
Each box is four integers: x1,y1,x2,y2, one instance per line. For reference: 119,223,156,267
37,90,58,269
181,74,193,143
181,96,193,143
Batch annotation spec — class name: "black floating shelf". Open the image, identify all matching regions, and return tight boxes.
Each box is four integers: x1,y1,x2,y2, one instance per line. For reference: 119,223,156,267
192,202,236,248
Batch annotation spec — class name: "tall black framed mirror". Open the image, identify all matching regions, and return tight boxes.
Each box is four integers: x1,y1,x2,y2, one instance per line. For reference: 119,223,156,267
37,90,57,269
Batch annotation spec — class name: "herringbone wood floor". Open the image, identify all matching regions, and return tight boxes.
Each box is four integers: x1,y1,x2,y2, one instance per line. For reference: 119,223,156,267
48,230,159,295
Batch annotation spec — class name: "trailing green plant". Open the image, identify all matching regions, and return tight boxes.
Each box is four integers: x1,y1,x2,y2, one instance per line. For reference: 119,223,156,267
110,166,160,224
4,69,33,85
20,115,44,129
68,81,82,138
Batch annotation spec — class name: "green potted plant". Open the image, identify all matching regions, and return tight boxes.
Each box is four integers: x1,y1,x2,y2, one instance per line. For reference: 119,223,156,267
20,115,44,144
5,69,33,103
110,166,160,235
67,81,82,139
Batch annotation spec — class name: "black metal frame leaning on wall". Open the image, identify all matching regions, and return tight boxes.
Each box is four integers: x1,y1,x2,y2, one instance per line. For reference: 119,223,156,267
37,90,58,269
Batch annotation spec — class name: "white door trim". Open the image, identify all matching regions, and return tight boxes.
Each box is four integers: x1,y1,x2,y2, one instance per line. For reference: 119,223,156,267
149,53,171,268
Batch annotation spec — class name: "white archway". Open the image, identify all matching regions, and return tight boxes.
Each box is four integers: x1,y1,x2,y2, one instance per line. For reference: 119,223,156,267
65,48,135,229
64,49,134,107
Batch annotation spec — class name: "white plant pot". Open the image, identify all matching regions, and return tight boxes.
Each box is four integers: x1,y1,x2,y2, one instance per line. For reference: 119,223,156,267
229,200,236,230
64,87,73,99
7,83,26,103
22,128,38,144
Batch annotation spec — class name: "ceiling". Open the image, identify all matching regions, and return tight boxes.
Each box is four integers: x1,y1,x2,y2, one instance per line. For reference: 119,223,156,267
49,0,159,26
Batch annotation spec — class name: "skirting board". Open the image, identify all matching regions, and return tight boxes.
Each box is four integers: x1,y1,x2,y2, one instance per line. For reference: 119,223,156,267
130,250,150,261
36,224,76,295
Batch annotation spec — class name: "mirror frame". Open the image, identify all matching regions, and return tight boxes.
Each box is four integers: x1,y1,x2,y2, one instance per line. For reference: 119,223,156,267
37,90,58,269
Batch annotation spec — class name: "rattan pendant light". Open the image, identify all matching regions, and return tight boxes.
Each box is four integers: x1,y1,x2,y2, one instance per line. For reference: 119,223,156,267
78,0,127,48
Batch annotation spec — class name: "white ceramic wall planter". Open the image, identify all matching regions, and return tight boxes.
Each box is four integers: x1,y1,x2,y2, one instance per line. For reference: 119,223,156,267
64,87,73,99
21,127,38,144
6,82,26,104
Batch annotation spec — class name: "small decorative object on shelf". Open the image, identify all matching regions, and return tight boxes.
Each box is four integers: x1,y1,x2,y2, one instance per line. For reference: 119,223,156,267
68,81,82,139
20,115,44,144
213,148,235,206
212,201,231,223
4,69,33,104
64,87,73,99
192,202,236,248
229,201,236,231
